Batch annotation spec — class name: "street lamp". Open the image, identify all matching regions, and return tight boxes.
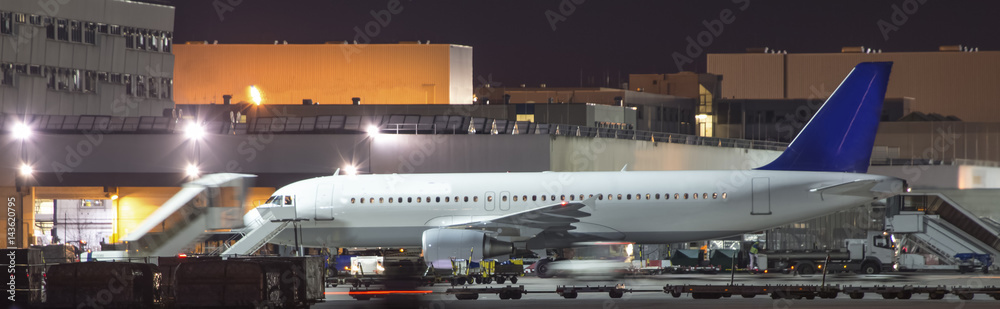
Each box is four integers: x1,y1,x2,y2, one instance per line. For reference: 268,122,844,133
250,85,262,105
12,122,31,140
343,165,358,176
19,163,32,177
184,121,205,140
185,164,200,179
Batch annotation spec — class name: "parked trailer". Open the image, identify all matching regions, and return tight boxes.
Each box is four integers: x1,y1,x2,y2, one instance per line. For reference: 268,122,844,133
232,256,326,307
841,285,951,300
445,285,527,300
0,249,45,308
173,259,314,309
951,286,1000,300
43,262,159,309
664,284,840,300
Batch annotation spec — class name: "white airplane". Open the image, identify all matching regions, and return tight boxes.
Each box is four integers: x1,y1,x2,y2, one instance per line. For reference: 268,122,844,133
246,62,904,276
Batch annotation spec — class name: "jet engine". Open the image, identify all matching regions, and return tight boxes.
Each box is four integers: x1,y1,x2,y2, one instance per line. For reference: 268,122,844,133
422,229,514,269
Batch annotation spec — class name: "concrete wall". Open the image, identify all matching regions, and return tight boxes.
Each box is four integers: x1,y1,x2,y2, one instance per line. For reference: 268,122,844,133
708,51,1000,122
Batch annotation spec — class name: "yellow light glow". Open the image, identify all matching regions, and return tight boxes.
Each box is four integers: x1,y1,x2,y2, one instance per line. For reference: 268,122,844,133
110,194,119,201
250,85,262,105
344,165,358,176
186,164,200,178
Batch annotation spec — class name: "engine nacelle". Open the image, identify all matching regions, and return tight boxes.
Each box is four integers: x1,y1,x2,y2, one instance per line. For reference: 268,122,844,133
422,229,514,269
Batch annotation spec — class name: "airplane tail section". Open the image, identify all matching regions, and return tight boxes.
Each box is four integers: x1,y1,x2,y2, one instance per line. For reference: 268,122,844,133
758,62,893,173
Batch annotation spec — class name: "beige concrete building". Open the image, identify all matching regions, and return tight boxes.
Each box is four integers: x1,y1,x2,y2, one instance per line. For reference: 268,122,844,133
707,48,1000,122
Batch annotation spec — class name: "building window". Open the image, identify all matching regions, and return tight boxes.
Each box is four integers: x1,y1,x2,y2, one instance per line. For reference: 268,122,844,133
0,12,12,35
29,15,41,26
84,71,96,93
72,70,82,92
124,27,134,48
45,67,55,89
84,22,96,44
28,65,41,76
124,74,132,95
136,29,146,50
0,64,13,86
56,19,68,41
163,32,172,52
135,75,146,97
149,31,159,51
70,20,81,42
148,77,157,98
109,25,121,35
110,73,122,84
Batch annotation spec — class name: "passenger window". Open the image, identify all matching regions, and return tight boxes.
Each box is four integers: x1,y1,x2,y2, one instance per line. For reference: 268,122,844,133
598,195,604,200
426,196,431,203
722,192,727,199
474,196,479,202
513,195,518,202
579,194,585,200
360,198,365,204
436,197,441,203
684,193,689,199
445,197,450,202
551,195,556,201
522,195,527,201
351,198,356,204
379,197,384,203
569,195,575,201
655,193,661,200
588,194,593,198
560,195,565,201
417,197,422,203
541,195,547,201
488,196,493,202
617,194,622,200
607,194,612,200
627,194,632,200
532,195,537,201
674,193,679,199
369,198,374,203
408,197,412,203
464,196,469,202
693,193,698,200
646,194,651,200
502,196,508,202
389,198,393,204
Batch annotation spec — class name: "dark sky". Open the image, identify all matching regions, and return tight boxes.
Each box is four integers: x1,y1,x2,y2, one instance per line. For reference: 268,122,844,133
159,0,1000,88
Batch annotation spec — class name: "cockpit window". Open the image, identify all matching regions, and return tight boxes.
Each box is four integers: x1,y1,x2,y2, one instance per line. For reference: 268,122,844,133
264,196,277,205
283,195,295,206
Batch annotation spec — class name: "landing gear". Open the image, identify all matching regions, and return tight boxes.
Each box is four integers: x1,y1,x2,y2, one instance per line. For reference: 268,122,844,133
536,258,554,278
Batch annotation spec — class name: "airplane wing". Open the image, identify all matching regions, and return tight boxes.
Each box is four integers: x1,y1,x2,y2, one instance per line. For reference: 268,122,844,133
447,198,596,236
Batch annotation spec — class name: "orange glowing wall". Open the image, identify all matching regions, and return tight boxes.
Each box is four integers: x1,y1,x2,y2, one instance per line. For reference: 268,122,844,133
173,44,457,105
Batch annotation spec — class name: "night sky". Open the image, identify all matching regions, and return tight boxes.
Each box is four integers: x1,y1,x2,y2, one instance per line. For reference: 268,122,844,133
158,0,1000,88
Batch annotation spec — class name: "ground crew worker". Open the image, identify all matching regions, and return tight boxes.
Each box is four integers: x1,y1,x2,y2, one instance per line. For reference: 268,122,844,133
749,241,760,271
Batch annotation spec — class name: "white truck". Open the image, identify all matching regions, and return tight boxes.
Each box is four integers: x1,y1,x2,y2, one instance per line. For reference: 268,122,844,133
759,231,895,274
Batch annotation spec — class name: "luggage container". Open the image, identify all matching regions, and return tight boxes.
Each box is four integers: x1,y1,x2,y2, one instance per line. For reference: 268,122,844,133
173,259,296,308
43,262,159,309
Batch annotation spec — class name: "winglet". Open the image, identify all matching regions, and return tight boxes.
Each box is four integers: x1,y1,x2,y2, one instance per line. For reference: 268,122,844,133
758,62,893,173
582,196,599,212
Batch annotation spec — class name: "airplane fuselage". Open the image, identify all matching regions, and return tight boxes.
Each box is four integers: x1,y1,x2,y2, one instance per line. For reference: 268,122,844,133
257,170,900,249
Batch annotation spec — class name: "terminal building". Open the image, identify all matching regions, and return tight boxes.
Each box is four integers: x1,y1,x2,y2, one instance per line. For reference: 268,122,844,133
0,0,175,117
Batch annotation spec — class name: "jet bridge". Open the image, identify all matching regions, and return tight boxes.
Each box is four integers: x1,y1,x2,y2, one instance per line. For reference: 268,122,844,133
114,174,256,258
888,193,1000,269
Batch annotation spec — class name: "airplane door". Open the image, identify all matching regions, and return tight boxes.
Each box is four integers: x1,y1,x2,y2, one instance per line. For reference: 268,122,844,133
751,177,772,215
499,191,510,211
315,183,335,220
485,191,496,211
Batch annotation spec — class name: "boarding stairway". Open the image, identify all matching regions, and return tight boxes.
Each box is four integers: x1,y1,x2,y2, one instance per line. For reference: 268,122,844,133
219,207,295,256
119,174,256,257
888,193,1000,268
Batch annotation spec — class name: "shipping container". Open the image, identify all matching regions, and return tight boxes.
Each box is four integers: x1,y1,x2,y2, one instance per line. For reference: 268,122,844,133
43,262,159,309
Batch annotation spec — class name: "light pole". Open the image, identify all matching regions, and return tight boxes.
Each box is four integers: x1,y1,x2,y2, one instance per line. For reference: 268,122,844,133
12,121,31,249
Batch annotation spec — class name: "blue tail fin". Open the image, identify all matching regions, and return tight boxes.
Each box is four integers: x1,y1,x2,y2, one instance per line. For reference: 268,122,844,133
757,62,893,173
